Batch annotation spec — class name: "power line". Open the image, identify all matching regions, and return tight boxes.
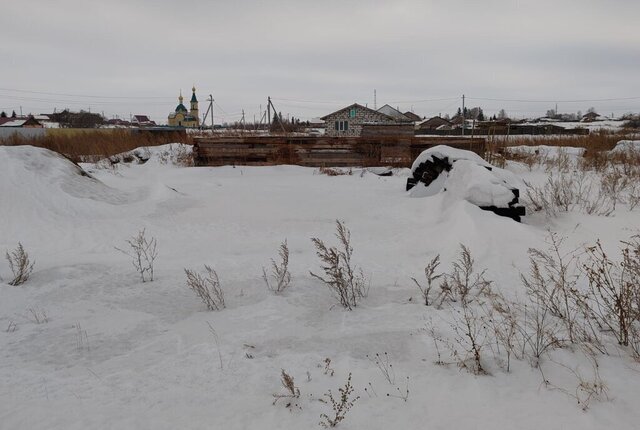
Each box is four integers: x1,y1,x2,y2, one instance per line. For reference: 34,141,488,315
467,96,640,103
0,94,171,106
386,96,460,104
0,87,171,99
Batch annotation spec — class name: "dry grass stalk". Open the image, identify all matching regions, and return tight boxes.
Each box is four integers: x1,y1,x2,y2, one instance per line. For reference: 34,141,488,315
319,373,359,428
1,129,191,163
411,254,442,306
263,240,292,294
583,239,640,351
310,220,368,310
185,266,226,311
116,229,158,282
272,369,301,407
437,244,491,306
6,242,35,286
28,308,49,324
317,167,352,176
366,352,395,385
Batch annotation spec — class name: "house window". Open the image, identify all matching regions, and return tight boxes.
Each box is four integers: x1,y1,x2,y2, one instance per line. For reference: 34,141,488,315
349,108,356,118
335,120,349,132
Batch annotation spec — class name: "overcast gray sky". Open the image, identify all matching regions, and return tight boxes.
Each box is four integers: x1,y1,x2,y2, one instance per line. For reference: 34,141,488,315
1,0,639,123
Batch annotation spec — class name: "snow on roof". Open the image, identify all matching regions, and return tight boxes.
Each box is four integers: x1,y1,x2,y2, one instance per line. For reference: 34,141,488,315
377,104,411,121
0,119,27,127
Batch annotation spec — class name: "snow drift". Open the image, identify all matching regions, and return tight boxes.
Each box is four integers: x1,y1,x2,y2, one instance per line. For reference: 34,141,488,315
0,145,127,223
611,140,640,154
95,143,193,168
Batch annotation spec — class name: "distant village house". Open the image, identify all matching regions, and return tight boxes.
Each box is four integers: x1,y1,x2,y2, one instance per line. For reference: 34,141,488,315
321,103,398,137
0,116,43,128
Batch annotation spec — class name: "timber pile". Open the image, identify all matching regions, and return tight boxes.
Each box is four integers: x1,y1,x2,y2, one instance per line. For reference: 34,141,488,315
406,149,526,222
193,135,485,168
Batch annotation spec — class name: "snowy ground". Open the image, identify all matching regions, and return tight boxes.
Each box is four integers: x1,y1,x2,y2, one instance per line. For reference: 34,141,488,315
1,144,640,429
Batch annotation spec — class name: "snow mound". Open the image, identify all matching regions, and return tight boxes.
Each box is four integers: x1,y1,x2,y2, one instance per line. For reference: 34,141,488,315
505,145,586,158
0,145,127,220
97,143,193,168
407,145,525,221
611,140,640,153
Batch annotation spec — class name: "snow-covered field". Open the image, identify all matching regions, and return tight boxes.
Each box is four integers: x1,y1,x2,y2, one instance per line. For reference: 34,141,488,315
1,144,640,429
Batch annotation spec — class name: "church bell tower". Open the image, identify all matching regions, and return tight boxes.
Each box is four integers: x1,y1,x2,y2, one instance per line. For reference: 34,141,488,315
190,86,199,125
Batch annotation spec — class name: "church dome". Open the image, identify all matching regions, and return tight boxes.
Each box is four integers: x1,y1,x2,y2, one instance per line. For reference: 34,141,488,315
175,103,188,113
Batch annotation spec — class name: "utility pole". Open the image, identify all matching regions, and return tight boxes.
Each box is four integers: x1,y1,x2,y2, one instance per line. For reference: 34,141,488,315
374,89,377,110
267,97,271,126
461,94,465,136
267,97,286,133
210,95,214,131
201,95,214,131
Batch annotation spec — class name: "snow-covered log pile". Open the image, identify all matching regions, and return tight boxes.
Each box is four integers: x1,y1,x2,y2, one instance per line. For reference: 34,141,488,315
407,145,526,221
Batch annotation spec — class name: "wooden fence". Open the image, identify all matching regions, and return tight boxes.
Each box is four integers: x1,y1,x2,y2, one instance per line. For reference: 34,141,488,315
193,135,486,167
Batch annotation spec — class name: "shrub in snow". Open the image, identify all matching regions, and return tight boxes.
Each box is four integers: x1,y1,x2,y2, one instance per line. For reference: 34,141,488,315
263,240,292,294
319,373,359,428
116,229,158,282
583,238,640,354
524,172,613,217
406,145,525,221
5,242,35,286
438,244,492,306
522,235,578,338
310,220,368,310
157,144,194,166
185,265,226,311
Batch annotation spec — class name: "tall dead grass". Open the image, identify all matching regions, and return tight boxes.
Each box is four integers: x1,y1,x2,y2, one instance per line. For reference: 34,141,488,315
0,130,191,163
